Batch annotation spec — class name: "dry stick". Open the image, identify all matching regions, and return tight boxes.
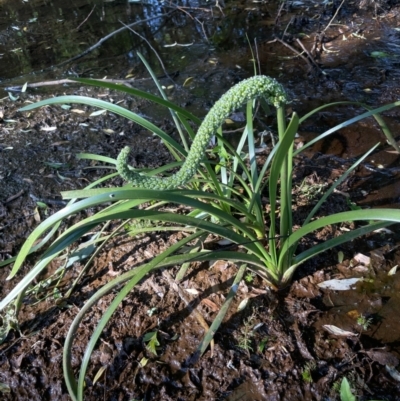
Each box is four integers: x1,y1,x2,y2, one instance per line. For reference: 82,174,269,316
4,190,24,204
273,37,314,71
275,0,286,25
53,11,175,69
168,3,209,41
295,38,323,72
323,0,346,33
310,33,320,58
76,4,96,31
198,19,209,42
119,20,176,85
4,77,154,92
214,0,225,16
281,15,294,39
163,3,212,13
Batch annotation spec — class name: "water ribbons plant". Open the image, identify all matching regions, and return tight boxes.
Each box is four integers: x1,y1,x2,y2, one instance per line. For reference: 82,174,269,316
1,55,400,400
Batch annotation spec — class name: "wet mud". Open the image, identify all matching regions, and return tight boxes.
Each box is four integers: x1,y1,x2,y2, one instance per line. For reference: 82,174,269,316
1,1,400,400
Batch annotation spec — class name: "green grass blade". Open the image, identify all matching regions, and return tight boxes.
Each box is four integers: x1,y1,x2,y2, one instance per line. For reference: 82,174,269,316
279,109,296,242
268,112,299,260
299,101,364,124
71,77,201,126
137,52,191,152
19,96,187,157
282,220,392,283
196,263,247,358
246,101,258,187
291,209,400,245
295,100,400,155
299,101,400,153
61,188,272,262
2,224,97,314
216,128,229,197
60,188,255,221
279,209,400,274
364,105,400,153
303,143,380,225
61,209,262,256
250,142,279,211
76,152,117,165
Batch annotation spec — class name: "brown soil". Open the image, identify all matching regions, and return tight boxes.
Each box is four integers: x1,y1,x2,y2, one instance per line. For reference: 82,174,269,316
1,1,400,401
1,81,400,400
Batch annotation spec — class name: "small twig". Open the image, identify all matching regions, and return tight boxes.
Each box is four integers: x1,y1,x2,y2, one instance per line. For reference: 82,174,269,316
214,0,225,16
119,21,176,85
274,37,314,71
198,18,209,42
295,38,322,71
310,33,320,57
76,5,96,31
163,2,209,41
162,3,213,13
4,75,179,92
55,11,175,69
5,190,24,204
4,78,86,91
275,0,286,25
29,194,67,207
323,0,346,33
281,16,294,39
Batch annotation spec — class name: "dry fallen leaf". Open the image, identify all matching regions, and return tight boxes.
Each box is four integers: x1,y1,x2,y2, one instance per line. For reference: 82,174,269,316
353,253,371,266
183,77,194,87
322,325,357,337
201,298,219,312
318,278,362,291
71,109,85,114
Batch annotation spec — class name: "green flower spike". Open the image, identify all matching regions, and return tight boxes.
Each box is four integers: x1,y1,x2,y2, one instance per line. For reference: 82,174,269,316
117,75,288,190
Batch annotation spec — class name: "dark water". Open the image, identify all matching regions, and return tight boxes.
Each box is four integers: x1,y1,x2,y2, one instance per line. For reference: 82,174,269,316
2,0,400,106
0,0,276,88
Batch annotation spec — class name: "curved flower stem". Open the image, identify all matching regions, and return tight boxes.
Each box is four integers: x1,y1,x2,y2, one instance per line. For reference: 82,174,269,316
117,75,288,190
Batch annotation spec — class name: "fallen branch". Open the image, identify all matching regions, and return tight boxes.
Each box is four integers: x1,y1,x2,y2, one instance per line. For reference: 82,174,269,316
4,73,179,92
295,38,323,71
55,11,175,69
76,4,96,31
272,37,314,71
120,21,176,85
323,0,346,33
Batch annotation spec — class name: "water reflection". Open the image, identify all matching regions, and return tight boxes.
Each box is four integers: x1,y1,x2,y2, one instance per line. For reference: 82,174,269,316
0,0,196,81
0,0,276,85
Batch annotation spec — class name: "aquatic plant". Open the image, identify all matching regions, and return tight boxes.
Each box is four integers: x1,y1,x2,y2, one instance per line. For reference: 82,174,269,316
1,54,400,400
